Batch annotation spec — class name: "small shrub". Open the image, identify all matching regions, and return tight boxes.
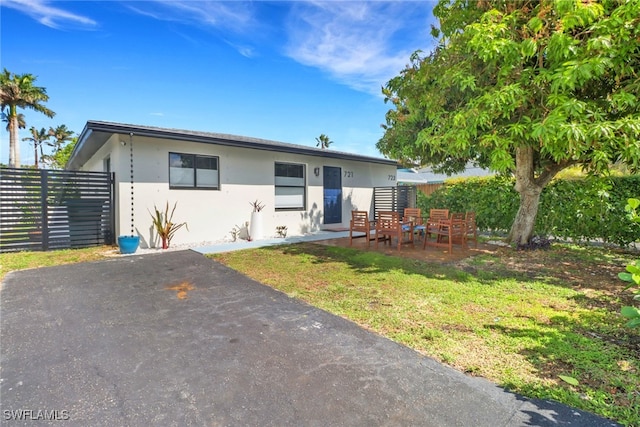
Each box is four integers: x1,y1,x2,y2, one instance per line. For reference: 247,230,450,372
276,225,288,238
230,226,241,242
230,222,249,242
620,198,640,328
250,200,265,212
619,260,640,328
149,201,188,249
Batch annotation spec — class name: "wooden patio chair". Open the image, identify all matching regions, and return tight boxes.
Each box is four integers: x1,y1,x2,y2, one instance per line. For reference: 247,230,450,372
424,209,450,240
403,207,425,240
402,208,423,224
465,211,478,248
423,215,466,253
375,211,413,251
349,210,376,246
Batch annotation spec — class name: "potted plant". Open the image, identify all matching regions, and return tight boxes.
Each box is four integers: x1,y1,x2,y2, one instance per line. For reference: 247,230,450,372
249,199,265,241
276,225,288,238
118,235,140,254
149,201,188,249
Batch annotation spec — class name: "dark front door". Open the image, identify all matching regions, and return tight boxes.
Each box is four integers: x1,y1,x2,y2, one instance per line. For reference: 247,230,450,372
323,166,342,224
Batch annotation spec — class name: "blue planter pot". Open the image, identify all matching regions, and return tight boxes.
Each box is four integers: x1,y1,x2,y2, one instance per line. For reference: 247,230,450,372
118,235,140,254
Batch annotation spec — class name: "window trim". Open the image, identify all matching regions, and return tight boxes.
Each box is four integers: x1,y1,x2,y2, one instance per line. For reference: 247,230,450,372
169,152,220,190
275,162,306,211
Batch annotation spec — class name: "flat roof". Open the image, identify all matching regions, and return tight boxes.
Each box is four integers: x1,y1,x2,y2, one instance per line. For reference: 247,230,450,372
67,121,397,170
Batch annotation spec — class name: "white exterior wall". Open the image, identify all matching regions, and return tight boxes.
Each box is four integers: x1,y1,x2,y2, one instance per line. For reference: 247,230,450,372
82,135,396,248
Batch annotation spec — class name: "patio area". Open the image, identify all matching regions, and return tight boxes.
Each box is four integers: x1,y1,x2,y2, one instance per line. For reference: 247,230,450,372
185,225,501,263
313,231,500,263
191,229,500,263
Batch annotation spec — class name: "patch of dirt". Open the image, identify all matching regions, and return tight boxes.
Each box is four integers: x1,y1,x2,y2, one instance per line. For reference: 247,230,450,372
166,281,195,299
455,246,633,297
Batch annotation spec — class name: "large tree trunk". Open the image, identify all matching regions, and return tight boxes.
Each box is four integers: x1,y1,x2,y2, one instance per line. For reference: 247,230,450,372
8,113,19,168
508,184,543,246
507,146,567,246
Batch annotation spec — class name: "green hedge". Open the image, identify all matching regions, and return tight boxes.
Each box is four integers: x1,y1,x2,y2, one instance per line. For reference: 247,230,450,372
417,175,640,246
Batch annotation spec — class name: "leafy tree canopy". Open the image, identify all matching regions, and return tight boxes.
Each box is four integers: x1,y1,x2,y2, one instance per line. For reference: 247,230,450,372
378,0,640,244
47,137,77,170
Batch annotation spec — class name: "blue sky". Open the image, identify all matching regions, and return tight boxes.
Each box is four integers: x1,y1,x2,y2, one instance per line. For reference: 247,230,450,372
1,1,437,165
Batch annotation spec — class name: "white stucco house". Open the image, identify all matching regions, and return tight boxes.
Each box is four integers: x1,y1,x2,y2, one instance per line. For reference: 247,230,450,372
67,121,398,248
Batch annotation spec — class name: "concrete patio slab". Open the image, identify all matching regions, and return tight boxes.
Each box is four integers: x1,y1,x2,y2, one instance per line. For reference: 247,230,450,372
191,230,351,254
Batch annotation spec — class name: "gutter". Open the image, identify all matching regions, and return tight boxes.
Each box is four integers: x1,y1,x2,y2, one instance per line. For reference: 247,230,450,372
70,121,397,168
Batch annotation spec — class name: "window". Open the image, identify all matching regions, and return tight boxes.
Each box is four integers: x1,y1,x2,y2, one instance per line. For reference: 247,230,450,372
275,162,305,210
169,152,219,189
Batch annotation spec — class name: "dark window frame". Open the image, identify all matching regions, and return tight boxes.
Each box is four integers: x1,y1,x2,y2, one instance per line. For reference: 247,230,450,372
169,152,220,190
274,162,306,211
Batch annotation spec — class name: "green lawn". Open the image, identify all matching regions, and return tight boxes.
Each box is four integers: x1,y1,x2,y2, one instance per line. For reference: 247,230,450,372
211,243,640,426
0,246,114,282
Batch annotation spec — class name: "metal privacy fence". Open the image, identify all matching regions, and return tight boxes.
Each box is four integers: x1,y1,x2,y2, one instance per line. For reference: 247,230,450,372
373,186,417,219
0,168,114,252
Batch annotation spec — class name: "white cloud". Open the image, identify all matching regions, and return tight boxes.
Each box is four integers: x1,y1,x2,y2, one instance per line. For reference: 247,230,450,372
125,0,257,32
2,0,96,29
125,1,435,95
283,2,433,95
124,1,262,58
223,40,257,58
2,1,433,94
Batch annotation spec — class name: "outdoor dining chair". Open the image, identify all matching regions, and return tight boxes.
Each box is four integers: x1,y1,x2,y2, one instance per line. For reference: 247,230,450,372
375,211,413,251
349,210,376,246
403,208,426,240
465,211,478,248
425,208,450,240
423,214,466,254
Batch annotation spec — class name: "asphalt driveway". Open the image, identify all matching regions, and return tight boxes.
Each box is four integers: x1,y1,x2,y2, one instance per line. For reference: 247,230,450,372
0,250,619,426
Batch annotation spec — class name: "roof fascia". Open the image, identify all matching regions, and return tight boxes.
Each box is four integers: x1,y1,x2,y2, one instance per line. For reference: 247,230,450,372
68,121,396,169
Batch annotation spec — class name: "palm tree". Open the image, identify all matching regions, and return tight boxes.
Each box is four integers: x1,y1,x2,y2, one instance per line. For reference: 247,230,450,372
315,134,333,150
44,124,74,166
0,69,55,167
2,110,25,132
22,126,51,169
48,124,74,146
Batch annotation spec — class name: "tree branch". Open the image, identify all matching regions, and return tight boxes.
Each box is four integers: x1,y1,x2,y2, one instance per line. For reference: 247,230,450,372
536,160,576,187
